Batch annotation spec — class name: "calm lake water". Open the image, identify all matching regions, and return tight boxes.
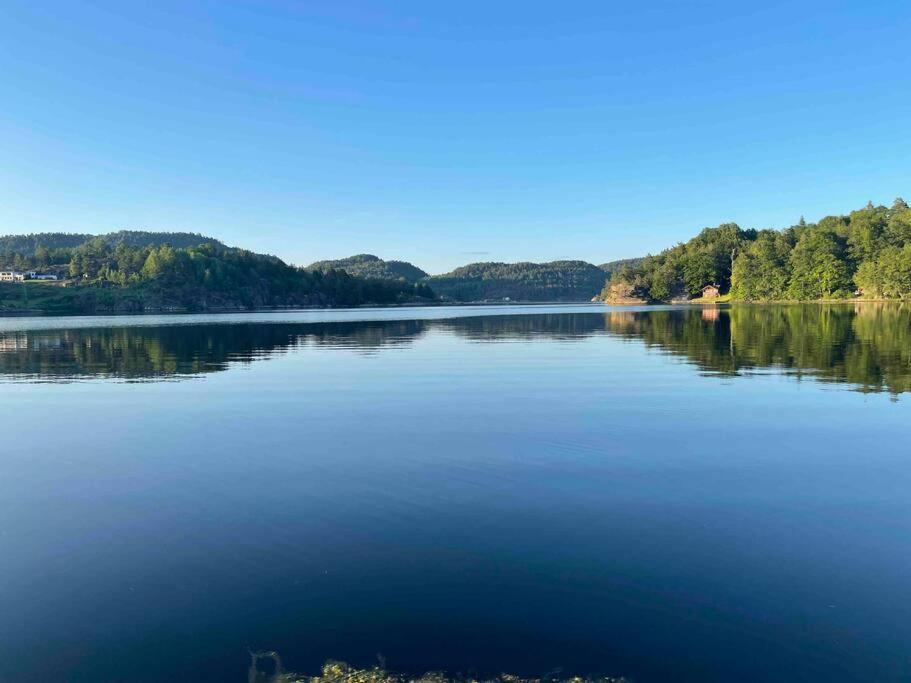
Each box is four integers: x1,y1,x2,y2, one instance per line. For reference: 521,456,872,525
1,304,909,682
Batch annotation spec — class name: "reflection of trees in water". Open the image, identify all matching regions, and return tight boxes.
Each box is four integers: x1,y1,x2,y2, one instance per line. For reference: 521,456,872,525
438,313,607,341
603,309,738,373
602,304,911,394
247,658,629,683
0,320,429,381
1,305,909,393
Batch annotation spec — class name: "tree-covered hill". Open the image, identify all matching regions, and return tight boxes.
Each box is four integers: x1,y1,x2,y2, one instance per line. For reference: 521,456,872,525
0,233,92,256
0,238,435,314
602,198,911,302
307,254,428,283
427,260,607,302
599,257,644,280
0,230,225,260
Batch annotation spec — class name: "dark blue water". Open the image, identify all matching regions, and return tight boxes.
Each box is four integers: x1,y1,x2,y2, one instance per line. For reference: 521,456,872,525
1,304,909,682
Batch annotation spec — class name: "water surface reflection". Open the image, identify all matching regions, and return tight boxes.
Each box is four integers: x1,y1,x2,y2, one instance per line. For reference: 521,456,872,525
1,304,909,394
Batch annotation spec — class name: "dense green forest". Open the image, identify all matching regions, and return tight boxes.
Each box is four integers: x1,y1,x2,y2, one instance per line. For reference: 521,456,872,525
311,255,608,301
0,230,225,265
0,230,608,311
427,260,606,301
604,198,911,302
4,196,910,314
599,257,645,281
307,253,428,283
0,236,434,314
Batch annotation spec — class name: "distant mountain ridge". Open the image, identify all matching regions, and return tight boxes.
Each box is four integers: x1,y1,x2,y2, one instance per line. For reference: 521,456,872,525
307,254,428,283
0,230,225,257
311,255,615,302
427,260,606,302
599,257,644,278
0,231,620,306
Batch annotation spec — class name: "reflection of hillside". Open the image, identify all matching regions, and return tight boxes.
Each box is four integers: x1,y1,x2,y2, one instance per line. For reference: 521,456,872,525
441,313,606,341
601,305,911,394
0,320,430,381
1,305,909,393
603,309,738,373
730,304,911,394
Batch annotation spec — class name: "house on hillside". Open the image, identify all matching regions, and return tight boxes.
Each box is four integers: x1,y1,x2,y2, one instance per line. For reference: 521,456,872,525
700,284,721,299
0,270,59,282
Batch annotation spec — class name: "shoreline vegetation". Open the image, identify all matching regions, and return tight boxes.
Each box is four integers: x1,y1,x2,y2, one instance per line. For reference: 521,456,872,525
600,197,911,304
0,293,904,319
1,197,909,316
0,288,612,318
0,232,436,316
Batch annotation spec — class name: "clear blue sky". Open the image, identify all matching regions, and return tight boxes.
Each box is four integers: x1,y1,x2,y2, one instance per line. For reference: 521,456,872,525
1,1,909,273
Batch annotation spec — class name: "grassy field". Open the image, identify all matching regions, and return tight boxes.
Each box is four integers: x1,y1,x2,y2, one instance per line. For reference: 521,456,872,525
681,293,732,304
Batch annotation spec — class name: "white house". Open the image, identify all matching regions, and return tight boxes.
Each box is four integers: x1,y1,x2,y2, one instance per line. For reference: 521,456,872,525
0,270,59,281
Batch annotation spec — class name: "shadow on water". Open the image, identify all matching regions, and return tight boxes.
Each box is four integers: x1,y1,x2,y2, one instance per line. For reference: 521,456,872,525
247,657,628,683
1,303,909,394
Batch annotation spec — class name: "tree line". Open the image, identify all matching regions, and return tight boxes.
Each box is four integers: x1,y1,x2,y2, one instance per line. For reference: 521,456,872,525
428,260,606,301
0,237,435,312
4,199,910,308
0,230,224,263
306,254,429,283
607,198,911,301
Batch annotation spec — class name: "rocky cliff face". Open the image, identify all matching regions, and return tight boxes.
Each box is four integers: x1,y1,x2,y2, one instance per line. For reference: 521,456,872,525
602,281,649,304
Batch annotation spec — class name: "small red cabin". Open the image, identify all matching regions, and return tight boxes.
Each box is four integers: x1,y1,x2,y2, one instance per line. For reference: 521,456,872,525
701,284,721,299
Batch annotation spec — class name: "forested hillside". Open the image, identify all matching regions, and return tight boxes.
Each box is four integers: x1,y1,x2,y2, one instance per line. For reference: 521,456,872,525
307,254,428,283
0,238,434,314
428,260,606,301
0,233,92,257
603,198,911,302
599,258,644,280
6,196,908,314
0,230,224,263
